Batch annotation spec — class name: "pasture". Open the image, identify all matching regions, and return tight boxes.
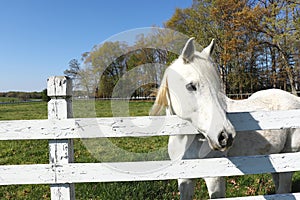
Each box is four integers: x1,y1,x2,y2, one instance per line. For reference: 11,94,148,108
0,100,299,199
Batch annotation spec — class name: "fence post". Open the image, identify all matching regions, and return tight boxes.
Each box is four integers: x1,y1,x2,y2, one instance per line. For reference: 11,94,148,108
47,76,75,200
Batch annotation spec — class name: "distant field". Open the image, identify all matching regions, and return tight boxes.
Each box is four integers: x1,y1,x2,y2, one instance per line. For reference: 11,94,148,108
0,97,19,103
0,100,299,199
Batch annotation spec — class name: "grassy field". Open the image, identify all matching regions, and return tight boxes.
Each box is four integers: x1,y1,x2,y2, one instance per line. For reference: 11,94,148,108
0,97,19,103
0,100,299,199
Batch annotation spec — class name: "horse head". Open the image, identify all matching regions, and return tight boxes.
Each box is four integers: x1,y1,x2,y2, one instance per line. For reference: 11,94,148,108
151,38,236,151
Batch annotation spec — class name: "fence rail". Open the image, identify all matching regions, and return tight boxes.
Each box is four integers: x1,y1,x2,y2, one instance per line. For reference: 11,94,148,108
1,76,300,200
2,151,300,185
1,109,300,140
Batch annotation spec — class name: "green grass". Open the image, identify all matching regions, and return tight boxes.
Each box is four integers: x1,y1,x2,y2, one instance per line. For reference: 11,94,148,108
0,102,47,120
0,100,299,199
0,97,19,103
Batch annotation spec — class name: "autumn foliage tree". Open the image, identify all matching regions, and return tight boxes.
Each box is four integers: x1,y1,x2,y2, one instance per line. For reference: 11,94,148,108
166,0,299,96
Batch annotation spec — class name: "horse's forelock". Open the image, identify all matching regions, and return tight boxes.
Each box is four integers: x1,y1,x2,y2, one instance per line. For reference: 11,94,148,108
149,76,169,116
194,52,223,94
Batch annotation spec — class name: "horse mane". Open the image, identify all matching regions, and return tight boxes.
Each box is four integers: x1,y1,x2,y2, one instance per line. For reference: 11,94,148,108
149,72,169,116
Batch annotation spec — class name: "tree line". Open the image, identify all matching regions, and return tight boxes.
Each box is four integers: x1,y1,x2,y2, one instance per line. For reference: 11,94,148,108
0,90,49,101
65,0,299,98
64,30,182,98
167,0,299,95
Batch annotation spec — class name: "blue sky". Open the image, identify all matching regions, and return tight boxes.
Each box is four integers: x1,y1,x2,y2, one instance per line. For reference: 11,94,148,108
0,0,191,92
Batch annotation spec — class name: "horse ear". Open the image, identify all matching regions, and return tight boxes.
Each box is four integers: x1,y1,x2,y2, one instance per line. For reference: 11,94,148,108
181,37,195,63
202,39,215,58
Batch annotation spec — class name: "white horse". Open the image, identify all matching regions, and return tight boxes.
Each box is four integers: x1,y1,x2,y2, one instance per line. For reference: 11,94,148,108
150,38,300,199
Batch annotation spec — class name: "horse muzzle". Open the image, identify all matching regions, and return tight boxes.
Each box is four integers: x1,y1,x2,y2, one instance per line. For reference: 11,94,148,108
205,129,235,151
217,130,234,150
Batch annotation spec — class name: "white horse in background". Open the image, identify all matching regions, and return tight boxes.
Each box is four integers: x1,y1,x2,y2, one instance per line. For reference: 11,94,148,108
150,38,300,199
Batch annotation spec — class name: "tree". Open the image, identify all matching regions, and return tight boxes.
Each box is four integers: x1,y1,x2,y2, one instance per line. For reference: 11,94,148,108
41,89,50,102
210,0,263,94
64,59,81,79
81,29,185,98
165,0,299,96
244,0,299,94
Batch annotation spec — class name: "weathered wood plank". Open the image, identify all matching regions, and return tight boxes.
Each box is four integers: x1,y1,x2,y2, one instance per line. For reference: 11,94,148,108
0,109,300,140
0,164,55,185
0,116,194,140
1,152,300,185
55,152,300,183
74,116,198,138
0,119,76,140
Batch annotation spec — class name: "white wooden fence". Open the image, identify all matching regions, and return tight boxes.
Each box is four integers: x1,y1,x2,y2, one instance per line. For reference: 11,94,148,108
1,76,300,200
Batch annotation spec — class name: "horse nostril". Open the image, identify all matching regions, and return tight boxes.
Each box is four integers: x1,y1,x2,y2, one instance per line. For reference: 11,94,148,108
218,131,227,148
218,131,233,148
227,133,233,147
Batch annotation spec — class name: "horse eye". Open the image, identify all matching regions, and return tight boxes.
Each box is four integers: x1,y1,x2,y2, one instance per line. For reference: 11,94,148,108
186,82,197,92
